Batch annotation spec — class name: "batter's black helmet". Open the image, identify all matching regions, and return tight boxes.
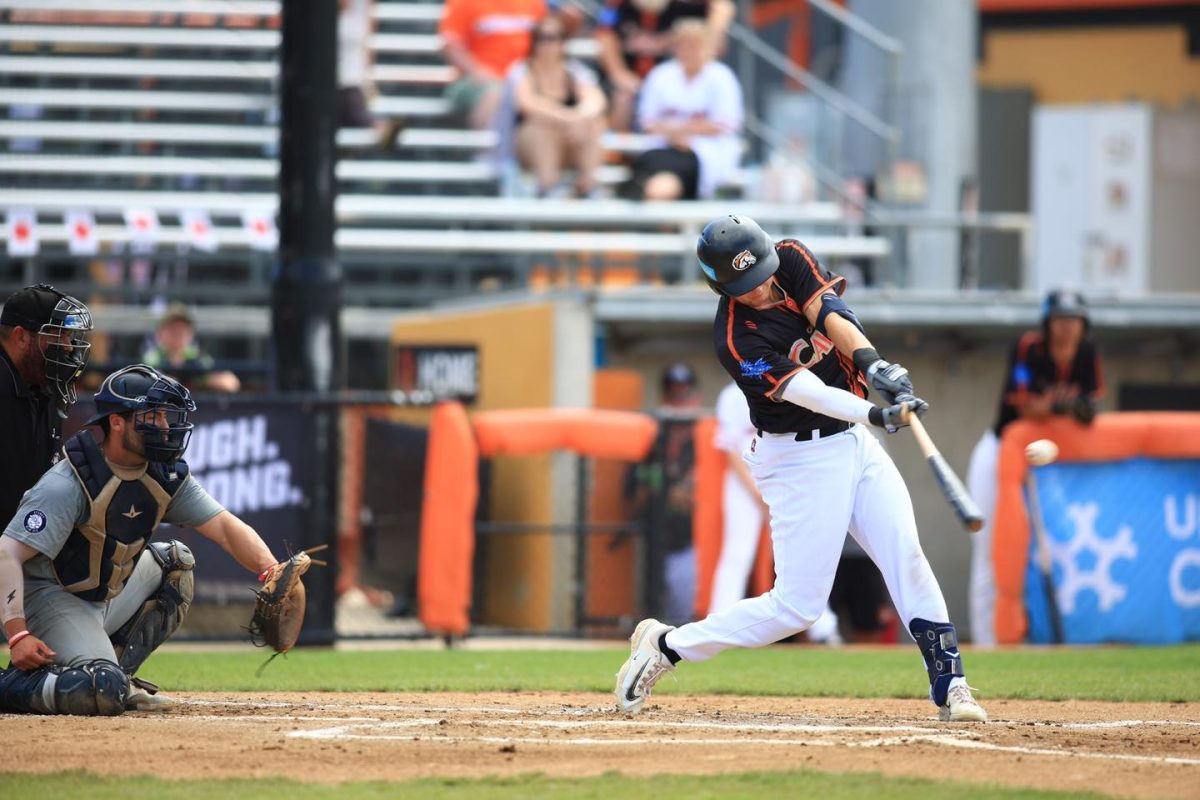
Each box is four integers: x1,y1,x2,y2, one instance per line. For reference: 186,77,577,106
86,364,196,463
696,215,779,296
1042,289,1089,325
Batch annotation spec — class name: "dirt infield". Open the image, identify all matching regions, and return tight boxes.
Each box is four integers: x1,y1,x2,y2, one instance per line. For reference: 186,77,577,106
3,693,1199,797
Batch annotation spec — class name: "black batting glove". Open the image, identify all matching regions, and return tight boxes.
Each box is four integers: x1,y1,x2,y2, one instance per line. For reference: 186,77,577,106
894,393,929,418
853,348,914,405
868,396,927,434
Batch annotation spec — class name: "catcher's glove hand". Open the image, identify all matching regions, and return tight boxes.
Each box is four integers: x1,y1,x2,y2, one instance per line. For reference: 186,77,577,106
248,545,328,659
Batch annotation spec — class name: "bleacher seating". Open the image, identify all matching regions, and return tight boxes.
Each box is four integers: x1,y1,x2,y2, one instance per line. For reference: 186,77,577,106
1,0,888,305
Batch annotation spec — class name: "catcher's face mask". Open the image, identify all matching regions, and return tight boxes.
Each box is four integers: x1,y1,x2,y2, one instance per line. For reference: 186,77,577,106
132,375,197,464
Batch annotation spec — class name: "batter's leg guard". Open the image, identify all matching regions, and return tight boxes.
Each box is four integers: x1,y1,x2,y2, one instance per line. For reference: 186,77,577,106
0,659,129,716
111,540,195,674
909,618,965,707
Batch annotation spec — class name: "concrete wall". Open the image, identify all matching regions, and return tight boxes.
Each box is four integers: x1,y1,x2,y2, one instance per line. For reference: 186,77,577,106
607,327,1199,639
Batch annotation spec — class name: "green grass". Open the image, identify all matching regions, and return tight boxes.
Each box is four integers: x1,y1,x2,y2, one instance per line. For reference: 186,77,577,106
138,643,1200,702
0,770,1108,800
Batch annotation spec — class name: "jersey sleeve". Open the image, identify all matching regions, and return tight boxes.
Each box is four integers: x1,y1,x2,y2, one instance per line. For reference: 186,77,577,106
775,240,847,316
714,299,805,403
2,462,87,559
163,475,225,529
1002,333,1037,405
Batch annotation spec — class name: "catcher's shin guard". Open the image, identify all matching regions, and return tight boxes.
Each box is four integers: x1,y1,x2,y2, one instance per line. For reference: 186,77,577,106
111,540,195,674
0,659,129,715
909,618,965,707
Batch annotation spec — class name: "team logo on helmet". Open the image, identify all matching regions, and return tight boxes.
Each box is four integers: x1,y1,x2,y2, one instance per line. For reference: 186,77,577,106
732,249,757,272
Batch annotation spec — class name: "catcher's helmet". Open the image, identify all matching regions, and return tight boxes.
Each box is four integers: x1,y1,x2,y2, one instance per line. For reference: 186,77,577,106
86,364,196,463
696,215,779,296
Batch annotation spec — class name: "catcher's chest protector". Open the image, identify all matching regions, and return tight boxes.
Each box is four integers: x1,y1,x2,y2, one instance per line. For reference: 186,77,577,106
54,432,188,601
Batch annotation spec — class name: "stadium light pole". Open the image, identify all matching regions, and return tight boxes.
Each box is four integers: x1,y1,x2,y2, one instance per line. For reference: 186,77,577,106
273,0,342,645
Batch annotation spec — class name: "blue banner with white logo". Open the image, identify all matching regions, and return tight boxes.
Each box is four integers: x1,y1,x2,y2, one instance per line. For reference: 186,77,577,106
1025,458,1200,644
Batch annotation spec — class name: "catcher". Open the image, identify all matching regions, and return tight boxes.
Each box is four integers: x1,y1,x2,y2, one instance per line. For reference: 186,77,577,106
0,364,307,715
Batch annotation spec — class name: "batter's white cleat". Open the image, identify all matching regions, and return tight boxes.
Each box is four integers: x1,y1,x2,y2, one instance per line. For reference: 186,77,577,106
939,684,987,722
614,618,676,714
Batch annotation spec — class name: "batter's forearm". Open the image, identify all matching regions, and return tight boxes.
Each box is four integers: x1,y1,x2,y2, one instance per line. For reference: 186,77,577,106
824,313,873,356
780,369,874,425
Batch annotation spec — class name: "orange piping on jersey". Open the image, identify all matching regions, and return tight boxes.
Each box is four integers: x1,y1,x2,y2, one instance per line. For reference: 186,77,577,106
765,366,804,401
801,276,848,316
835,351,866,398
725,298,743,362
779,241,825,284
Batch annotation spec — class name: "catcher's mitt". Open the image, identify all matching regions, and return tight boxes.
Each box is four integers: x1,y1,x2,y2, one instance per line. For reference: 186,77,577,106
248,545,327,658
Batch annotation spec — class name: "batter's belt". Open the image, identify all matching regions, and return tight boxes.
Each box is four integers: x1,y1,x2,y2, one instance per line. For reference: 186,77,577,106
756,421,853,442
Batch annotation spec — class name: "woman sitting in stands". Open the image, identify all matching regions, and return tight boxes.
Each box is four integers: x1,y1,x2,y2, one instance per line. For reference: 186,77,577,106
626,18,743,201
511,14,608,199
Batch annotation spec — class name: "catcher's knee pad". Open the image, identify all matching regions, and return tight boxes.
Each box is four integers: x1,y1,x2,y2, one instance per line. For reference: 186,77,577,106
112,540,195,674
0,659,129,716
909,618,964,707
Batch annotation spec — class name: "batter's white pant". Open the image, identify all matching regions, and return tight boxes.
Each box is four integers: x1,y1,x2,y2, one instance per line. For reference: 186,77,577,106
965,430,1000,647
668,424,950,662
710,472,840,642
23,548,164,667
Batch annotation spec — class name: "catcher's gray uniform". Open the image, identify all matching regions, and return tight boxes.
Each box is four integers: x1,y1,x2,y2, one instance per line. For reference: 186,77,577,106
4,458,222,666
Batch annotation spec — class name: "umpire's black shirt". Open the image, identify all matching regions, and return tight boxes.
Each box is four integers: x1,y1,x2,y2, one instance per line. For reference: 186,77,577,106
0,346,61,526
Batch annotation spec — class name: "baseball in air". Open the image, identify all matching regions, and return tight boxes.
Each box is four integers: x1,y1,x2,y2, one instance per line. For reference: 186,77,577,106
1025,439,1059,466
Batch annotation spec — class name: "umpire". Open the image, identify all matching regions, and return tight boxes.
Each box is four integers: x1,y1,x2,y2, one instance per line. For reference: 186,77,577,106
0,284,93,524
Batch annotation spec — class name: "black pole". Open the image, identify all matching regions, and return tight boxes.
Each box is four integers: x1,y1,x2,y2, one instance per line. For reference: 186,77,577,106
274,0,342,645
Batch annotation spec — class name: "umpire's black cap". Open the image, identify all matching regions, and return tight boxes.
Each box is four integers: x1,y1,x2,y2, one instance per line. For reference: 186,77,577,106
1,284,67,331
696,215,780,297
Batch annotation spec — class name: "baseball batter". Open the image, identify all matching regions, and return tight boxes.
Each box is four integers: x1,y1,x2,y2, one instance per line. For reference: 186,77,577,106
616,214,986,721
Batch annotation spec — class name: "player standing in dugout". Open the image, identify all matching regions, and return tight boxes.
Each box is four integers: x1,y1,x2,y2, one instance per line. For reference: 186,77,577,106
616,214,987,722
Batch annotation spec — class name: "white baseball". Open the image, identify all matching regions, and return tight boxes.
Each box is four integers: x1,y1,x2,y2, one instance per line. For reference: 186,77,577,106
1025,439,1059,466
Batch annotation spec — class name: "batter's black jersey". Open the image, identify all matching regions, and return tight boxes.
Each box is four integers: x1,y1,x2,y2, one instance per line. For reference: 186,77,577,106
992,331,1104,436
0,347,61,525
713,239,868,434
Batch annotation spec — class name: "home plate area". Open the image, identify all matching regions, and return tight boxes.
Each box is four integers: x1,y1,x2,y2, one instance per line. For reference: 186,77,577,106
4,693,1199,798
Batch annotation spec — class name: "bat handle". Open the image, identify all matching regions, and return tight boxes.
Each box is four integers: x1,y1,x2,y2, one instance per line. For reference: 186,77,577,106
907,414,938,458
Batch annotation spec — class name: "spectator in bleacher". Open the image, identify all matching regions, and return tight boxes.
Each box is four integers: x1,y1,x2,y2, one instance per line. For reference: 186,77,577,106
439,0,550,131
622,19,743,201
338,0,401,149
142,304,240,394
511,14,608,199
596,0,735,131
965,289,1104,646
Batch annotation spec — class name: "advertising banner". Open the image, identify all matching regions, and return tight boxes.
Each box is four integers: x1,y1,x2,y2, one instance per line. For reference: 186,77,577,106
1025,458,1200,644
159,402,315,606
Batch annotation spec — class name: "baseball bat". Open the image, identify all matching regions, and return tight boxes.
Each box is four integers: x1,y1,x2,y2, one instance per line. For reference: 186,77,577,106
907,416,985,532
1024,470,1065,644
